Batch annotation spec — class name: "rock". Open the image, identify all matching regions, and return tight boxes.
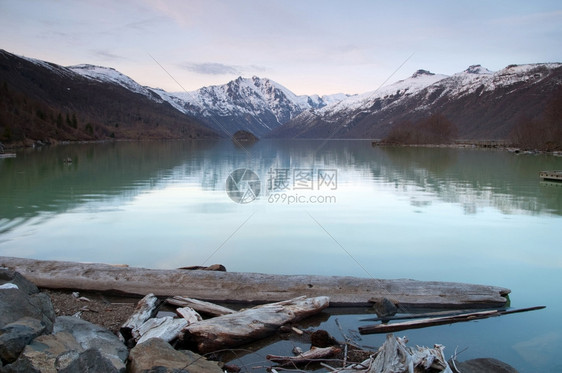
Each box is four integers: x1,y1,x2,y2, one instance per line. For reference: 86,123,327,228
0,288,55,333
3,317,128,373
128,338,223,373
0,317,46,364
178,264,226,272
29,293,56,331
58,349,120,373
371,297,398,318
452,357,519,373
54,316,128,372
310,330,339,348
0,269,39,295
2,331,84,372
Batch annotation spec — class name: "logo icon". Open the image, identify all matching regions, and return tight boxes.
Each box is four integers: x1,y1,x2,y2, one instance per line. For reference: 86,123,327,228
226,169,261,204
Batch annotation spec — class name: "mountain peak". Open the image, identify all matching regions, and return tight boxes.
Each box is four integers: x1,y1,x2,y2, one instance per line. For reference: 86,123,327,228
464,65,493,74
70,64,116,71
411,69,434,78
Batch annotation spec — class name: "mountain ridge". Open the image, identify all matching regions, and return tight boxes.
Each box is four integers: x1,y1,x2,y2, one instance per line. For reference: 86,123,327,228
0,49,218,145
2,49,561,144
271,63,562,140
149,75,351,137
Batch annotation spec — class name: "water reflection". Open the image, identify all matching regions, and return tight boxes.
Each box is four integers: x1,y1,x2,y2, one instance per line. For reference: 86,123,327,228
1,141,561,229
374,146,562,215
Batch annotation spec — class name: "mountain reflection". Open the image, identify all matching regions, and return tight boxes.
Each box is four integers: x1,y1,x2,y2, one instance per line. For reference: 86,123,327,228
375,146,562,215
1,140,561,235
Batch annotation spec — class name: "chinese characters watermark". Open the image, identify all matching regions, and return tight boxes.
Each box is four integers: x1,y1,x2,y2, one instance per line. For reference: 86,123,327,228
226,168,337,204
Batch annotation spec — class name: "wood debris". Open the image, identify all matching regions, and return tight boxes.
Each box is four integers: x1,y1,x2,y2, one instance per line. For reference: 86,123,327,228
175,306,203,324
119,293,159,342
360,306,546,334
267,346,341,366
185,296,330,354
337,334,452,373
166,296,236,316
136,316,188,344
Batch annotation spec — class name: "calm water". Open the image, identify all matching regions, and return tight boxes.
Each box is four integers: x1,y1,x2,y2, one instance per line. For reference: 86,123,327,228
1,140,561,372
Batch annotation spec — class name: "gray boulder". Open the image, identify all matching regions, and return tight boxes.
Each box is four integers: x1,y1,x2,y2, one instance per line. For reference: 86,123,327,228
0,288,55,333
0,317,46,364
0,269,39,296
128,338,223,373
1,331,83,372
54,316,128,372
3,317,129,373
58,349,120,373
0,270,54,366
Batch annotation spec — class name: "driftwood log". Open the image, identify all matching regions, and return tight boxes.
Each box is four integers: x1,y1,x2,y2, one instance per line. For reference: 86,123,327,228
119,293,159,341
136,316,188,344
166,296,236,316
359,306,546,334
185,296,330,353
266,346,341,366
0,257,510,308
175,306,203,323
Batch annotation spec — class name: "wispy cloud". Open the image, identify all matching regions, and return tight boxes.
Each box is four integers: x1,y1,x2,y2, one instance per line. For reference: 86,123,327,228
124,16,167,31
94,49,127,61
180,62,266,76
182,62,239,75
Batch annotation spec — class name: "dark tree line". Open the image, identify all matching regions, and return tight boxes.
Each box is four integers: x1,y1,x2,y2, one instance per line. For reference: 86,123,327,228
384,114,458,145
510,90,562,151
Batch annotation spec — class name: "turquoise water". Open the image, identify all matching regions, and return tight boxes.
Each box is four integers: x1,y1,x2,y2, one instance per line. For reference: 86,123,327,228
1,140,561,371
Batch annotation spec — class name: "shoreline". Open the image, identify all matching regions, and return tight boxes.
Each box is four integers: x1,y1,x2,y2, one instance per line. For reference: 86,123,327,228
372,139,562,155
3,137,562,156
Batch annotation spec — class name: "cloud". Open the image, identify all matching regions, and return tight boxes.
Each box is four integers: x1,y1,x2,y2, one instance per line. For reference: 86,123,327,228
93,49,127,61
124,16,167,32
180,62,266,76
182,62,239,75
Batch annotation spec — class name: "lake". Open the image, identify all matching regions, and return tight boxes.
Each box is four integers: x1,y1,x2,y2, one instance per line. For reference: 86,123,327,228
1,139,561,372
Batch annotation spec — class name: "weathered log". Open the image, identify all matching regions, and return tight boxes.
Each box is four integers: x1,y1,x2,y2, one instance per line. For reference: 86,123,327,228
119,293,159,341
166,296,236,316
185,296,329,354
0,257,510,308
175,306,203,324
359,306,546,334
266,346,341,366
360,308,489,322
136,316,189,344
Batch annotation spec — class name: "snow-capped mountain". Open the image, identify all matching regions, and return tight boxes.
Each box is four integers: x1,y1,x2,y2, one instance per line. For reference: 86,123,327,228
0,49,217,142
6,48,560,141
69,64,163,101
69,63,350,137
271,63,562,139
150,76,350,137
312,69,448,123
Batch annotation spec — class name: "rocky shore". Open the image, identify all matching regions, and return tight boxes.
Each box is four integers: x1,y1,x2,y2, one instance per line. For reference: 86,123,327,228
0,267,522,373
0,268,222,372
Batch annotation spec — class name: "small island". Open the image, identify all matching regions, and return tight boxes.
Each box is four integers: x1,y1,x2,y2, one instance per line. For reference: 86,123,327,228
232,130,259,144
